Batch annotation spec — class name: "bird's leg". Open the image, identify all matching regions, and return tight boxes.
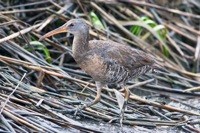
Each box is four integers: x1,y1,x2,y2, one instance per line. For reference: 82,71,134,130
120,86,130,125
80,81,103,109
73,81,103,115
109,86,130,125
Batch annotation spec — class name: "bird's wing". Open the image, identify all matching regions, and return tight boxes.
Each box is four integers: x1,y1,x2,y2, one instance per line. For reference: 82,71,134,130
88,40,155,83
90,40,155,70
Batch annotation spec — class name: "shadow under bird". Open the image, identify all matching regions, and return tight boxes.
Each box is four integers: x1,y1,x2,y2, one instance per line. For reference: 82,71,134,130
40,19,161,125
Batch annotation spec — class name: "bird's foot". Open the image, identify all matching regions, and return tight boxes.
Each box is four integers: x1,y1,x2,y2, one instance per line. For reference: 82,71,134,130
108,114,125,126
108,117,119,123
119,112,125,126
73,104,86,116
51,104,87,116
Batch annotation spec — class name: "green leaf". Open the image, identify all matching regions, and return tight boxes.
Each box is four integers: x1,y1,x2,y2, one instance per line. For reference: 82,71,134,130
90,11,104,29
130,17,169,58
26,41,52,63
163,46,169,58
140,16,149,21
130,26,143,36
145,20,156,27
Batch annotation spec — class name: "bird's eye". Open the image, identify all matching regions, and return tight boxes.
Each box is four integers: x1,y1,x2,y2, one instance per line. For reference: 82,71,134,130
69,23,74,27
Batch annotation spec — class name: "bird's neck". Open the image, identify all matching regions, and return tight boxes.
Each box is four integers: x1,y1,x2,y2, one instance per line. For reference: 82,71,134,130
72,32,89,59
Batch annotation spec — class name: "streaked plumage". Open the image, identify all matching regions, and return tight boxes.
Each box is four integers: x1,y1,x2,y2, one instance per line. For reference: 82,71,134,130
40,19,160,125
76,39,155,85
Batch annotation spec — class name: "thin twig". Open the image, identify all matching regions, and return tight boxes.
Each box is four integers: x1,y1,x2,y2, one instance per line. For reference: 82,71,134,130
0,73,26,114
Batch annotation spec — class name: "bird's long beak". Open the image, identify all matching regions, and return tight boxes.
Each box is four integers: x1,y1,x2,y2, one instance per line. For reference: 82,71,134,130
39,25,67,41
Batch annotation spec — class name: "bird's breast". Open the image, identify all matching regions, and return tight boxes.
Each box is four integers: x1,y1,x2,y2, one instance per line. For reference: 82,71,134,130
74,54,108,83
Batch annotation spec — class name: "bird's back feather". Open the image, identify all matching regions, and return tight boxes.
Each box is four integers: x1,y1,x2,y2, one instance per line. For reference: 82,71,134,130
75,40,156,85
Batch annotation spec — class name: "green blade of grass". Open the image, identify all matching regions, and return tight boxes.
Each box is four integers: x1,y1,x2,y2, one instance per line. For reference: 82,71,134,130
26,41,52,63
130,17,169,58
90,11,104,29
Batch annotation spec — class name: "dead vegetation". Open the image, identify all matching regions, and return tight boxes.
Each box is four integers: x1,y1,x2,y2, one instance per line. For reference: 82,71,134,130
0,0,200,132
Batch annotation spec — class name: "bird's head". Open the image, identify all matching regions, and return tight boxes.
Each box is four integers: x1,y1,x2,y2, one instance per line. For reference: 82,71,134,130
39,19,89,40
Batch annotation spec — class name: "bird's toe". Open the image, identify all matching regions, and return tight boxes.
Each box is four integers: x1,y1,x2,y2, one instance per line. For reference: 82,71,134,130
108,114,125,126
108,117,120,123
74,105,86,116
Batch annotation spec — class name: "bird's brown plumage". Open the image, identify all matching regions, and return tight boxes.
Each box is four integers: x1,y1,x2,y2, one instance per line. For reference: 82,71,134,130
76,40,155,85
40,19,159,124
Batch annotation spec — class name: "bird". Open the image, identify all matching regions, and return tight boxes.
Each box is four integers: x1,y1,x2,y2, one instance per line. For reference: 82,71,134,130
40,19,161,125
